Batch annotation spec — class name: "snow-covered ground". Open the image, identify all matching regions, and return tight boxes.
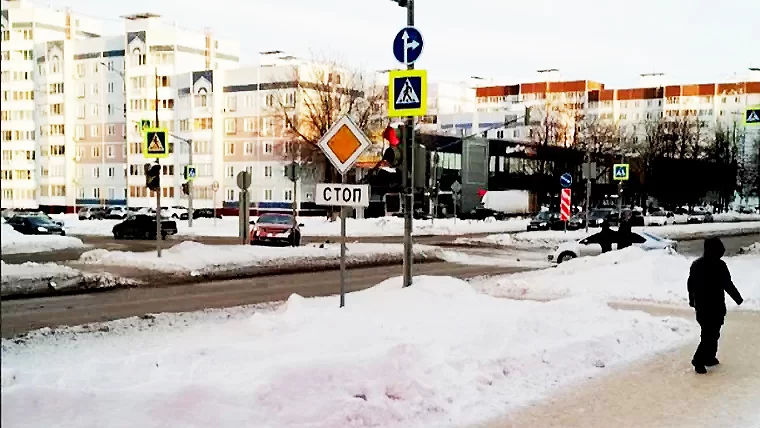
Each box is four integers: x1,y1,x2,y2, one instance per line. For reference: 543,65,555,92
77,241,442,274
0,260,136,297
51,214,531,238
478,247,760,310
460,221,760,249
0,276,695,428
1,222,85,255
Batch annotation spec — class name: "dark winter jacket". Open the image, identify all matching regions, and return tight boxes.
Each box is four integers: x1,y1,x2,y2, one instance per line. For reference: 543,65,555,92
617,222,633,249
586,222,616,253
687,237,743,317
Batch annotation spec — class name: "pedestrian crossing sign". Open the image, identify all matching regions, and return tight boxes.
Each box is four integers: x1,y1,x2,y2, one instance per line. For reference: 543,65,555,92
613,163,629,181
142,128,169,159
388,69,427,117
745,105,760,127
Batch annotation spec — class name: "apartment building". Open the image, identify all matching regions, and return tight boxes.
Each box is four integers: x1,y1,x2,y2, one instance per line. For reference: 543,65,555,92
1,0,102,208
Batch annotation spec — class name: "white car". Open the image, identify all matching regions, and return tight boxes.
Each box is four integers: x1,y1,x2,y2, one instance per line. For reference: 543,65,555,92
549,231,677,264
160,206,188,219
646,210,676,226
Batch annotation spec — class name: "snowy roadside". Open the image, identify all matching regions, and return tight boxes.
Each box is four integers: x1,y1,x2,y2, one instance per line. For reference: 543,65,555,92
1,223,85,255
0,276,695,428
457,221,760,249
73,241,445,279
1,261,138,298
52,213,531,238
476,246,760,310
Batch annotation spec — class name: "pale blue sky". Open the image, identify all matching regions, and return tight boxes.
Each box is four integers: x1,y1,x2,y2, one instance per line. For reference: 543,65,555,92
42,0,759,87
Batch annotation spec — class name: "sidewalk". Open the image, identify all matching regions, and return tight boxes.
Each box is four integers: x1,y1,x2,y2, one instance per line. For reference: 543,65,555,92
473,306,760,428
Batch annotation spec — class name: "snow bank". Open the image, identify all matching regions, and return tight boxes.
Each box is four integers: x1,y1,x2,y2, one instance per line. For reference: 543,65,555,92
478,247,760,310
713,212,760,222
0,276,694,428
77,241,443,275
738,242,760,255
1,261,137,297
461,221,760,249
1,223,84,255
52,213,530,238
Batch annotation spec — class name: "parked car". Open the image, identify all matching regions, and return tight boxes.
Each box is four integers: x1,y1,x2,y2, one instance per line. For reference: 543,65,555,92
687,209,714,224
647,210,676,226
105,206,130,219
249,213,303,246
549,230,676,264
527,211,561,231
6,215,66,236
161,206,188,219
586,208,619,227
78,206,106,220
112,215,178,240
6,210,65,227
180,208,223,220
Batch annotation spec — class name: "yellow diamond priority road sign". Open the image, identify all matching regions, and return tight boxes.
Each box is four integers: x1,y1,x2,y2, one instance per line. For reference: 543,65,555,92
317,115,372,176
142,128,169,159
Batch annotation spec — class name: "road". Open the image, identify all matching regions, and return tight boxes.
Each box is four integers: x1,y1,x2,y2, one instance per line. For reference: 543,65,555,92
0,233,486,264
474,306,760,428
0,262,529,338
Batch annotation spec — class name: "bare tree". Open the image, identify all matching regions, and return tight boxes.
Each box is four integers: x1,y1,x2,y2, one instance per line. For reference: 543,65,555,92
269,57,385,182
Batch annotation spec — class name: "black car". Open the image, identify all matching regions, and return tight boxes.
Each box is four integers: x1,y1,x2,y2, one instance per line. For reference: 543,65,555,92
112,215,178,240
620,209,645,227
180,208,223,220
527,211,563,231
586,209,619,227
7,211,65,228
6,215,66,235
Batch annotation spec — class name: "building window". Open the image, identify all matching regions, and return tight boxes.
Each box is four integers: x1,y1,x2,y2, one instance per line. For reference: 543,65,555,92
92,167,100,178
226,188,235,201
244,142,254,155
226,166,234,178
283,189,293,201
264,142,273,154
91,125,101,138
264,165,272,177
263,189,273,201
225,142,235,155
225,119,236,134
108,167,115,177
106,125,116,136
108,188,115,200
92,146,101,157
106,145,115,158
93,187,100,199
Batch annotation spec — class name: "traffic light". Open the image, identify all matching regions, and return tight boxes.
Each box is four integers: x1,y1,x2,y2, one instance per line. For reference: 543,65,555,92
524,106,531,126
181,182,190,195
382,125,400,147
145,163,161,191
391,0,409,6
382,125,405,168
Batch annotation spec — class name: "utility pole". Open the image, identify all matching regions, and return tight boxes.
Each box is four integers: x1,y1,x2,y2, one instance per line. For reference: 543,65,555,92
187,138,194,227
402,0,415,288
154,67,162,257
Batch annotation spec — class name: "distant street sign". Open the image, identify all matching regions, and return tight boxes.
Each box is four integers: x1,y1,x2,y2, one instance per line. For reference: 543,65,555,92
184,165,197,181
560,188,572,221
560,172,572,188
582,162,597,180
451,180,462,194
285,161,301,182
388,69,427,117
236,171,251,189
142,128,169,159
316,115,372,176
392,26,424,65
746,105,760,127
316,183,370,207
613,163,630,181
211,181,220,192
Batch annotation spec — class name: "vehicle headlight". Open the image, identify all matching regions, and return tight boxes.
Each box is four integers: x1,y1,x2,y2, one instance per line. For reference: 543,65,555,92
539,222,547,226
37,226,48,232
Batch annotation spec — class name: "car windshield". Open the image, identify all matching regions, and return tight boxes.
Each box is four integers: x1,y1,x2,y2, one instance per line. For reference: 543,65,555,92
590,210,612,218
257,215,293,225
27,216,56,226
650,211,666,216
534,212,552,220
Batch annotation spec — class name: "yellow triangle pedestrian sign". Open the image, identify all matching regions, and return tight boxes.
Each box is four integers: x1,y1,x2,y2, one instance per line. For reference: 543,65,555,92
149,133,164,151
142,128,169,158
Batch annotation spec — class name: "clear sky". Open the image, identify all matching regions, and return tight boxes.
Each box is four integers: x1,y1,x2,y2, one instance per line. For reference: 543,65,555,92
36,0,759,87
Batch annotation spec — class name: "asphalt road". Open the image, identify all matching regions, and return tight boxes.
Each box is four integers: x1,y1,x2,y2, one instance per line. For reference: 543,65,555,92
0,262,529,338
0,233,485,264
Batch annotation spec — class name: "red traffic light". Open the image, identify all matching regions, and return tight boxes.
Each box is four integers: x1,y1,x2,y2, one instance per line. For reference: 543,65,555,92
382,125,400,147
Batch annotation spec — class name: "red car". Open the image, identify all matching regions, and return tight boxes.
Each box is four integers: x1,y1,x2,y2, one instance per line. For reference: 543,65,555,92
249,213,303,246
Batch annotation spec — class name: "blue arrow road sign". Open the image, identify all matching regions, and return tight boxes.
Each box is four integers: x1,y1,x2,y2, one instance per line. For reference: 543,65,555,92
393,27,424,65
560,173,572,188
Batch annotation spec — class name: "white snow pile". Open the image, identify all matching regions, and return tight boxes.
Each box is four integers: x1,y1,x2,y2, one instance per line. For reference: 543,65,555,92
478,247,760,310
713,212,760,222
77,241,443,275
1,222,84,255
52,213,531,238
738,242,760,255
0,276,695,428
1,261,137,297
460,221,760,249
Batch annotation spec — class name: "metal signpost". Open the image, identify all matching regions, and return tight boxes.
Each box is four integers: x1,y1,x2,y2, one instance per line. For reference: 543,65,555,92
582,162,596,232
142,127,169,257
237,171,252,245
285,161,301,243
451,180,461,223
390,5,424,288
316,114,372,307
211,181,220,226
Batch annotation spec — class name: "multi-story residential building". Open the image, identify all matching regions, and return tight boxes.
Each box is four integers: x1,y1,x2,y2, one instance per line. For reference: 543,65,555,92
1,0,102,208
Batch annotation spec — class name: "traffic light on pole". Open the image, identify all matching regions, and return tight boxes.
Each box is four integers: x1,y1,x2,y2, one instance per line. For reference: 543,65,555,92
391,0,409,6
382,125,404,168
181,182,190,196
524,106,531,126
145,163,161,191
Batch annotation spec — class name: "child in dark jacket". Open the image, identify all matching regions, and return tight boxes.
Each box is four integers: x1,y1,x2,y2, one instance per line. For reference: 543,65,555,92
687,237,744,374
